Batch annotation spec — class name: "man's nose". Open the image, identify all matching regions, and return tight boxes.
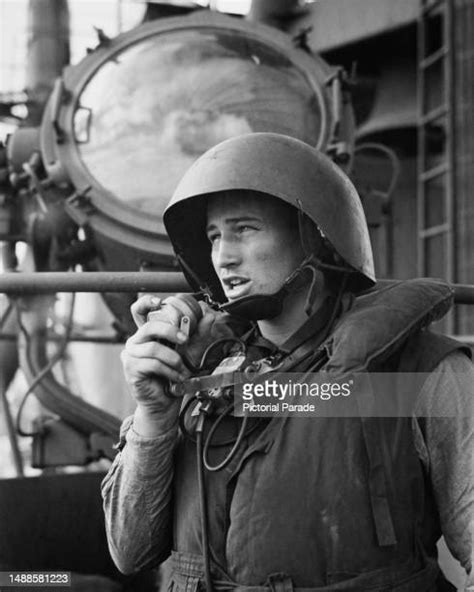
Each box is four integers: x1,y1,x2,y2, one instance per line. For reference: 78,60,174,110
213,237,241,269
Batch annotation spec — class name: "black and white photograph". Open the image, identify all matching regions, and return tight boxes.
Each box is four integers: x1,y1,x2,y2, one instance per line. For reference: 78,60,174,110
0,1,473,591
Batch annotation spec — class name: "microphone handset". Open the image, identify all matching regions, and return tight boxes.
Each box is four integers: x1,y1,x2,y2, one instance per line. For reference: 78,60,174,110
146,293,250,402
146,293,203,340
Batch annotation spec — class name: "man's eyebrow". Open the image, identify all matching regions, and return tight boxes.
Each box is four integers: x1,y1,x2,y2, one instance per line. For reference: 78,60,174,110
206,216,262,232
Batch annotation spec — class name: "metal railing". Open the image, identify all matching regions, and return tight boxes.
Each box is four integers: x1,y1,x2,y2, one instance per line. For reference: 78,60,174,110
0,271,473,303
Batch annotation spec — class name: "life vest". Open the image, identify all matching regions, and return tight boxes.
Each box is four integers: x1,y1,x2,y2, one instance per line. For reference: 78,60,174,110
170,280,470,592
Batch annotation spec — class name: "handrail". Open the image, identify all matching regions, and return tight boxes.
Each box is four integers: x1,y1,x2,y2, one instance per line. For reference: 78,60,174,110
0,271,189,294
0,272,473,303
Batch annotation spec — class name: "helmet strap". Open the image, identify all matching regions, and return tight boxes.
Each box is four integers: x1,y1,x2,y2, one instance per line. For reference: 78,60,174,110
220,291,286,321
303,263,320,317
177,222,355,321
220,257,314,321
177,253,216,303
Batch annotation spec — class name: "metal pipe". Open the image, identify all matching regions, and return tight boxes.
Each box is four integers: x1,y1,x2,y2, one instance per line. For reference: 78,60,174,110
452,284,474,305
0,383,24,476
0,333,121,344
1,272,474,304
26,0,70,125
0,293,23,475
0,271,190,294
17,297,122,439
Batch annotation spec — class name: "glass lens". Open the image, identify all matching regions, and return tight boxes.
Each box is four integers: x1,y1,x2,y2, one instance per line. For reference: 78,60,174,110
74,28,323,215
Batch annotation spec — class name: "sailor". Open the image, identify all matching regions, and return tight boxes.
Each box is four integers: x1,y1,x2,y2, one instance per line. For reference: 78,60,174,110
103,133,473,592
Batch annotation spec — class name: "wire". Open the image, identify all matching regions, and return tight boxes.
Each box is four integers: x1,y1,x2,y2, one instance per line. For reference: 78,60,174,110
179,394,263,448
203,403,249,472
196,412,214,592
180,337,246,374
15,293,76,438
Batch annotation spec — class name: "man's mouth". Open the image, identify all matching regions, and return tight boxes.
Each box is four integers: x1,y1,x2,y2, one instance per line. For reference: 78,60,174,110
222,276,251,299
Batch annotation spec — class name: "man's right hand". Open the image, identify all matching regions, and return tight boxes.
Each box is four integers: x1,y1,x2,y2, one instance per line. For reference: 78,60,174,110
120,295,190,436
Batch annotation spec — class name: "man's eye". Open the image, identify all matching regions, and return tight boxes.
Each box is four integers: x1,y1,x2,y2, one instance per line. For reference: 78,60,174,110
237,225,255,233
208,233,220,244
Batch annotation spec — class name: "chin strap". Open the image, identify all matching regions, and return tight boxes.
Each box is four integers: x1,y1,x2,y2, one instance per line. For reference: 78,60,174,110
220,291,286,321
218,253,354,321
184,247,356,323
219,257,314,321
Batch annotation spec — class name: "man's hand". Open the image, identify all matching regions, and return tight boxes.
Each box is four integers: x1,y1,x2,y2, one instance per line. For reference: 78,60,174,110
121,294,243,435
121,295,190,436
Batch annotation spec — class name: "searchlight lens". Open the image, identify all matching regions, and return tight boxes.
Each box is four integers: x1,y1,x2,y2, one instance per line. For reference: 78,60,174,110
73,28,324,216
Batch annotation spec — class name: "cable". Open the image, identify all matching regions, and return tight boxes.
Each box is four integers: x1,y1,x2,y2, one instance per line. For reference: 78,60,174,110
180,337,247,375
15,293,76,437
179,395,263,448
196,411,214,592
202,402,249,472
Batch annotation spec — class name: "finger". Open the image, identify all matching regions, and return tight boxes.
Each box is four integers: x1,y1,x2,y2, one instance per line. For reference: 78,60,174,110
125,341,187,374
121,351,186,384
128,320,188,346
131,294,162,327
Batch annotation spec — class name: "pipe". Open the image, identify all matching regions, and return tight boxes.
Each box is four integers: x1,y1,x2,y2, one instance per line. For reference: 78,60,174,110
0,382,24,476
452,284,474,305
20,333,122,439
0,272,473,304
0,246,23,473
26,0,70,125
0,332,120,344
0,271,189,294
17,298,121,439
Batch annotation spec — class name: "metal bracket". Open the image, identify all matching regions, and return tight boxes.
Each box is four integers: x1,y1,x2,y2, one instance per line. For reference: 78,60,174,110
95,27,111,46
65,186,94,225
50,78,70,144
292,26,313,52
22,158,50,214
325,67,354,165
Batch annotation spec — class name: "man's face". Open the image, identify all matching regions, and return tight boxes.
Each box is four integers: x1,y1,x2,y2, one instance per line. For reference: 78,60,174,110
206,193,305,302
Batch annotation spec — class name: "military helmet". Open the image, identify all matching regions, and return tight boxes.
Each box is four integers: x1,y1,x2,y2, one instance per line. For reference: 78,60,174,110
164,132,375,301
